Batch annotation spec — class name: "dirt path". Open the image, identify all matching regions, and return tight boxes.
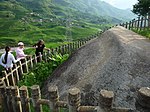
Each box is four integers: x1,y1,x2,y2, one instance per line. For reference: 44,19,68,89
43,26,150,111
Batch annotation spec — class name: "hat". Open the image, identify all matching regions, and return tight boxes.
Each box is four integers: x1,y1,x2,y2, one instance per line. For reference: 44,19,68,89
18,42,24,46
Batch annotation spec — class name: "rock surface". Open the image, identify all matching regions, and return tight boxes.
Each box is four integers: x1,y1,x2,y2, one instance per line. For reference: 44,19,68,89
43,26,150,111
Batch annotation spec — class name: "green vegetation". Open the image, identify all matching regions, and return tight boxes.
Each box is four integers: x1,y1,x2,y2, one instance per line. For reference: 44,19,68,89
131,0,150,39
132,0,150,16
30,104,68,112
17,53,69,112
18,53,69,87
133,29,150,39
0,0,99,48
0,0,135,49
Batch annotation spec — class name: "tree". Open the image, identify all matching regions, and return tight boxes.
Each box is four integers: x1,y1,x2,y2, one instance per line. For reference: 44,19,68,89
132,0,150,16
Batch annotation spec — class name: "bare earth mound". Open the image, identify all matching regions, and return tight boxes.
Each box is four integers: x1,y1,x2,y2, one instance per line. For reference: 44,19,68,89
43,26,150,111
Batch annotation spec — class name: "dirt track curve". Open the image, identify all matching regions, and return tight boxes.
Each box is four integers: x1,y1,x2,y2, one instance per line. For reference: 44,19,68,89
43,26,150,111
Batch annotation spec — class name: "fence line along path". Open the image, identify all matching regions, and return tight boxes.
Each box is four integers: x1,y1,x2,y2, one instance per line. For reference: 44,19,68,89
1,38,98,87
0,80,150,112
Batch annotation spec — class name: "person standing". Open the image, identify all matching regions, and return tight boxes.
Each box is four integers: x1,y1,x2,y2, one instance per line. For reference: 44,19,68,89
34,39,50,56
0,46,20,72
16,42,27,59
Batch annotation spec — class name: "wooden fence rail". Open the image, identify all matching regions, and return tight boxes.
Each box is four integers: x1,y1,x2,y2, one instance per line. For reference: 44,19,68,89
119,15,150,30
0,36,102,87
0,81,142,112
0,81,150,112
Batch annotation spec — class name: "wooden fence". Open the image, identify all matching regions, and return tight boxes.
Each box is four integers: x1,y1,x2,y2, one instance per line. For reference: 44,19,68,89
0,30,103,112
119,15,150,30
0,81,150,112
0,38,98,87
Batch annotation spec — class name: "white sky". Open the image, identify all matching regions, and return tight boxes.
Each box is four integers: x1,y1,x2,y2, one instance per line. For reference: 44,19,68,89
101,0,138,9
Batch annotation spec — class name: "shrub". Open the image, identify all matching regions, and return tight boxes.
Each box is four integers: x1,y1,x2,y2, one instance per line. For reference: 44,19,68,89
18,53,69,87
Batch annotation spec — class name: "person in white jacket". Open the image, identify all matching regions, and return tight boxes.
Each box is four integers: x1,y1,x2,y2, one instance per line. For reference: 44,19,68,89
16,42,27,59
0,46,20,71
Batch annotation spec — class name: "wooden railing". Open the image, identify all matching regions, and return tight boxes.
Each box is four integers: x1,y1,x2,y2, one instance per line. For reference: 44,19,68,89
0,33,103,87
0,82,149,112
0,81,137,112
119,15,150,30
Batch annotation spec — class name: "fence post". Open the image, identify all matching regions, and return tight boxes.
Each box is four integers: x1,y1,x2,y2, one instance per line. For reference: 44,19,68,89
10,68,16,86
43,52,48,62
29,56,33,69
122,23,125,27
72,43,75,51
21,58,28,73
2,71,10,86
39,52,42,62
65,45,68,54
140,17,144,30
78,41,81,48
79,39,81,47
20,86,30,112
21,58,25,73
137,16,140,30
131,19,135,28
34,55,37,64
68,44,70,53
31,85,42,112
25,58,29,73
69,43,72,54
71,43,73,52
58,46,61,54
62,45,65,55
18,61,23,77
14,64,20,84
11,86,22,112
125,22,128,29
137,87,150,108
67,44,70,54
68,87,81,112
0,81,8,112
48,49,51,56
128,21,132,30
55,48,57,54
6,86,14,112
81,41,84,46
48,86,59,112
148,15,150,28
51,48,54,55
99,90,114,110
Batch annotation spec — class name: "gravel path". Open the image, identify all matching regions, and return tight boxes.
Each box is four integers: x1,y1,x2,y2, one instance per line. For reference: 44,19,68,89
43,26,150,111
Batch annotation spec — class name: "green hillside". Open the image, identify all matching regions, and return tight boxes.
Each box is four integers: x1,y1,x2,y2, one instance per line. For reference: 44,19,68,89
0,0,135,48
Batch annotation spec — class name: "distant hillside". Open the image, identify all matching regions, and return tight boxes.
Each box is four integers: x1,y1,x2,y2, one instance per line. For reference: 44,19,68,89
52,0,136,22
0,0,136,48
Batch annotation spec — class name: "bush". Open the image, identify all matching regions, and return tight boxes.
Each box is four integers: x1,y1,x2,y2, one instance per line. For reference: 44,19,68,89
18,53,69,87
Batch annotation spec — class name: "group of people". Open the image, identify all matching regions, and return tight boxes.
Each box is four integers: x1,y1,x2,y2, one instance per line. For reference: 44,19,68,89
0,39,49,72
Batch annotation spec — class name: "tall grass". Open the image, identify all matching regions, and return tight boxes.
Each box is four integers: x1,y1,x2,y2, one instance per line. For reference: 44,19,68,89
133,29,150,39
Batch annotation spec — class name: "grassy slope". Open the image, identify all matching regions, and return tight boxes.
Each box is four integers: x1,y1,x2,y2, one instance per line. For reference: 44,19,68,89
0,0,102,48
134,29,150,39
